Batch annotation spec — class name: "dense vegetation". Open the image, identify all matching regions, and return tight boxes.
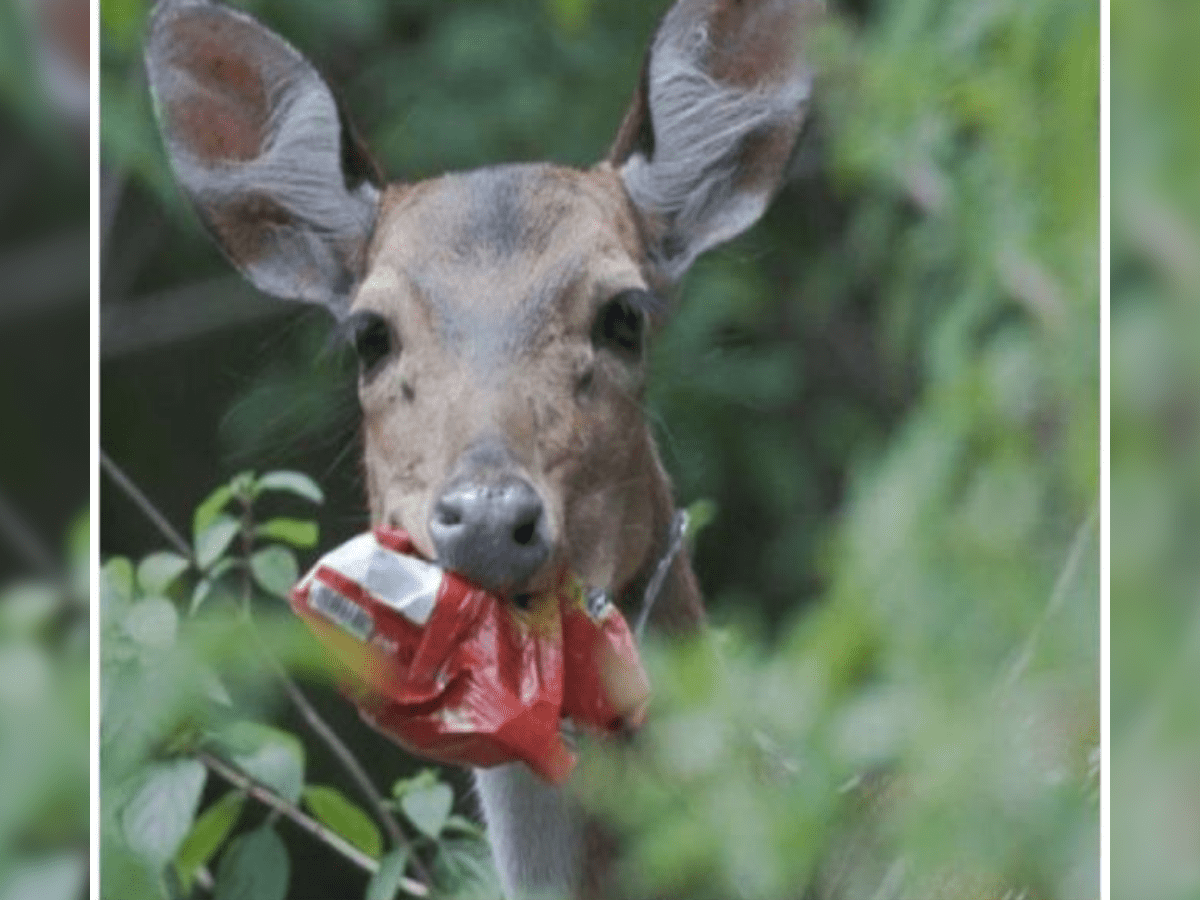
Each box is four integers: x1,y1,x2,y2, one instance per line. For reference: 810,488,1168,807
99,0,1099,898
1112,2,1200,898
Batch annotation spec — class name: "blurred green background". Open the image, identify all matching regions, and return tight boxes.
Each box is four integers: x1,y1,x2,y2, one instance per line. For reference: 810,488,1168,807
99,0,1099,899
1112,2,1200,899
0,1,89,899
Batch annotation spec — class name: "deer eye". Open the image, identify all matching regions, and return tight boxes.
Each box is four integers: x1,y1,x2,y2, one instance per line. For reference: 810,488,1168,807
349,311,395,379
593,290,648,359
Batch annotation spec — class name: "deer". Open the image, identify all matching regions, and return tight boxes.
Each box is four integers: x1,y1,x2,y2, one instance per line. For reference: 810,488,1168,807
145,0,820,897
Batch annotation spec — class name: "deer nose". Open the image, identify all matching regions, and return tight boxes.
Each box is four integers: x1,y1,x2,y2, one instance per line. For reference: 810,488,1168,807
428,477,550,594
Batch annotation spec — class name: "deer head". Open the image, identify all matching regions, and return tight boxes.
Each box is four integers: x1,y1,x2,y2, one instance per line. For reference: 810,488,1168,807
146,0,816,609
147,0,819,895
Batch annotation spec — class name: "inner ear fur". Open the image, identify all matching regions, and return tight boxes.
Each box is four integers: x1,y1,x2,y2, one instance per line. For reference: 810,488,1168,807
611,0,822,281
145,0,382,311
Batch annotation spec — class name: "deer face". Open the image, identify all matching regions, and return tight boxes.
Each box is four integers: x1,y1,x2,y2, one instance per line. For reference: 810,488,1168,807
146,0,817,602
354,164,664,597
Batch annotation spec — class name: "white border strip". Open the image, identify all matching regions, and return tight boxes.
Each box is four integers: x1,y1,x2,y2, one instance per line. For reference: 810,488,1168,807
89,0,101,894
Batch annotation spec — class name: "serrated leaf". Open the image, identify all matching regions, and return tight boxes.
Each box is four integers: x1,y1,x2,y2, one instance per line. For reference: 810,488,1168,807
121,758,207,870
366,848,411,900
174,791,246,893
211,722,305,805
214,827,289,900
193,484,235,540
303,785,383,859
255,518,319,548
399,781,453,839
195,516,241,570
256,471,324,505
250,546,299,599
123,598,179,650
137,552,191,596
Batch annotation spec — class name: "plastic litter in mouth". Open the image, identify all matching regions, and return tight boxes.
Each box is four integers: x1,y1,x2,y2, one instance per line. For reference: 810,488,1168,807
289,526,650,784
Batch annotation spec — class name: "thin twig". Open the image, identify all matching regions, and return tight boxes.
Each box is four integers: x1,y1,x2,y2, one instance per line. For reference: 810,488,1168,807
1003,506,1098,691
199,751,429,897
268,648,418,863
100,450,192,558
0,487,59,578
102,450,427,885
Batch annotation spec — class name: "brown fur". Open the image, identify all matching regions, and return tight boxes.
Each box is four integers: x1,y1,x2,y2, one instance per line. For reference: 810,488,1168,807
357,163,701,629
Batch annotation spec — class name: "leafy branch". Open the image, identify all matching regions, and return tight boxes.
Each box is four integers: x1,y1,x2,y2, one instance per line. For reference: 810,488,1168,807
100,451,462,899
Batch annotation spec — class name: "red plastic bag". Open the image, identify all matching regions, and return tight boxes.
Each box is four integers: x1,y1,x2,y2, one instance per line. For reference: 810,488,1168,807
289,527,649,783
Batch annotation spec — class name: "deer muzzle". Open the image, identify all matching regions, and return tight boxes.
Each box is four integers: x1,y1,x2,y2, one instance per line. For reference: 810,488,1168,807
429,475,551,596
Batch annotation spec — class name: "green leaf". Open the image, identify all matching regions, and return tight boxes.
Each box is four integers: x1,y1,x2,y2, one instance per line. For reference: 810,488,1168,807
211,722,305,805
214,827,289,900
137,552,191,596
123,598,179,650
250,546,300,599
256,471,325,505
442,815,486,838
399,781,453,839
200,667,233,707
256,518,319,548
174,791,246,893
0,853,87,900
684,498,718,542
121,758,207,870
195,516,241,570
303,785,383,859
190,558,238,614
102,557,135,604
229,470,257,502
193,484,235,540
365,848,411,900
432,837,500,898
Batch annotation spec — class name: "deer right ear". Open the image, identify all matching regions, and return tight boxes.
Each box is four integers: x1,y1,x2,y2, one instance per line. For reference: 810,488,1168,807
145,0,381,311
610,0,820,282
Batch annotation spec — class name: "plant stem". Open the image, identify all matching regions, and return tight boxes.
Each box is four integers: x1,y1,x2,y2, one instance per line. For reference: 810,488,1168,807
199,751,429,897
102,451,430,887
249,621,421,873
100,450,192,558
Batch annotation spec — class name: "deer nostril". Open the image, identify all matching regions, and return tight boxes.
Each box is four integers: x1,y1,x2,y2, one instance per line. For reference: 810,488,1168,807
434,499,463,528
512,519,537,547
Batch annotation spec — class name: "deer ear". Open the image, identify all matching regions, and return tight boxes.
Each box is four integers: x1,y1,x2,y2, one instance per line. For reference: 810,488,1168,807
610,0,820,281
145,0,382,310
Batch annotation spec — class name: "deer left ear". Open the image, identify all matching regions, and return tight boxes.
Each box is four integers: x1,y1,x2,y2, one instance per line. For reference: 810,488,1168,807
610,0,821,282
145,0,382,311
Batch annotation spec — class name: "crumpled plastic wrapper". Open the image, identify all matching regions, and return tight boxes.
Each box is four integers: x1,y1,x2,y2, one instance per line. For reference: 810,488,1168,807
289,527,650,783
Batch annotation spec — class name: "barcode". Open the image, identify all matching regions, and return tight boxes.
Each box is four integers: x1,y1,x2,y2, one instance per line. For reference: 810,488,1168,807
310,583,374,642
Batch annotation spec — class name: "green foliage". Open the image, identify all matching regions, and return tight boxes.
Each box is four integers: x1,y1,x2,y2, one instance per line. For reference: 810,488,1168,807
174,792,247,894
0,516,89,900
213,828,290,900
101,0,1098,897
366,850,412,900
101,470,495,899
303,786,383,860
393,771,454,840
1111,2,1200,898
